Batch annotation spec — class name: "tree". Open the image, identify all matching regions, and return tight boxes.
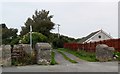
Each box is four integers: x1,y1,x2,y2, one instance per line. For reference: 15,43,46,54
1,24,18,44
20,10,55,36
48,33,76,48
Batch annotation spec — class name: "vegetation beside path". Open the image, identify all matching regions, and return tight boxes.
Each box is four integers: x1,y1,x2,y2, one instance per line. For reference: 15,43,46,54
50,51,58,65
58,48,97,62
58,50,78,63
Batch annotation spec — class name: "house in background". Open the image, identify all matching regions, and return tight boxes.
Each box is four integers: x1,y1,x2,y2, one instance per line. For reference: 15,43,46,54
78,29,113,44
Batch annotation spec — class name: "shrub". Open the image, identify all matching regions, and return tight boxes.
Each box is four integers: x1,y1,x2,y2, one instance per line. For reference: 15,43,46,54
10,36,21,45
21,32,47,46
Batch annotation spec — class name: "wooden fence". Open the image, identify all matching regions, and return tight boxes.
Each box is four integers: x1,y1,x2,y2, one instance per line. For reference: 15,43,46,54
64,38,120,52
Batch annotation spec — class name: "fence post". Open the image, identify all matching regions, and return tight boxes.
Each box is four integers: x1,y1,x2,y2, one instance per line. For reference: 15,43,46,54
118,39,120,52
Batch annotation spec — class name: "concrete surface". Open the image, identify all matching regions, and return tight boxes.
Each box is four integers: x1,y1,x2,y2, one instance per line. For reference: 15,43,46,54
1,50,118,72
2,62,118,72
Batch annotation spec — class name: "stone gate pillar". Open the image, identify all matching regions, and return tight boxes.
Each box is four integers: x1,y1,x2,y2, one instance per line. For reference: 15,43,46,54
35,43,52,65
2,45,11,67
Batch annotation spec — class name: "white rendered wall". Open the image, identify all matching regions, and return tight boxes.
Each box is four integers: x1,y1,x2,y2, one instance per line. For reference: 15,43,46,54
86,32,112,43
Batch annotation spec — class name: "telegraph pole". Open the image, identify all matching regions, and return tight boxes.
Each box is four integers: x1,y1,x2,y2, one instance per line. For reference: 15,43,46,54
30,25,32,52
57,24,60,38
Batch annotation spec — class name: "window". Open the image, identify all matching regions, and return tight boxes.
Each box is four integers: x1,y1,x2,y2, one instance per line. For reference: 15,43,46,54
98,35,101,38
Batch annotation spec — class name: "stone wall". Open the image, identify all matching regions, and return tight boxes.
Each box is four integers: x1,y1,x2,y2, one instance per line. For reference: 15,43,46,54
12,45,24,59
1,43,52,66
11,44,35,65
19,44,32,54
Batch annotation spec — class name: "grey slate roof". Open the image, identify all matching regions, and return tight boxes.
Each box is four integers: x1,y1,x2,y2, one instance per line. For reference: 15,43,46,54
78,30,100,43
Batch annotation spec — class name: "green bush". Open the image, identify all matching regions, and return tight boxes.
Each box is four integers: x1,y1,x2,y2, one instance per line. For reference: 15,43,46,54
2,38,11,45
10,36,21,45
21,32,47,46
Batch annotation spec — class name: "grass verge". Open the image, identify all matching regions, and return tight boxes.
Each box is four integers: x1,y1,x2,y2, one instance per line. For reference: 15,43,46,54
58,50,78,63
114,51,120,61
50,51,58,65
58,48,97,62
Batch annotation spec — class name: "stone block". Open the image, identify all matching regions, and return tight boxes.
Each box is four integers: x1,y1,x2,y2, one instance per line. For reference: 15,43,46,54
96,44,115,62
35,43,51,65
2,45,11,67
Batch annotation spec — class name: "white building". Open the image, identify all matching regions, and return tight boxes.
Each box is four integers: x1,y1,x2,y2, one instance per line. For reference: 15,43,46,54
79,29,113,43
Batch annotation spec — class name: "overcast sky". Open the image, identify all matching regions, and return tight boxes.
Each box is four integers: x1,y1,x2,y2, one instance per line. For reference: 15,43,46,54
0,0,119,39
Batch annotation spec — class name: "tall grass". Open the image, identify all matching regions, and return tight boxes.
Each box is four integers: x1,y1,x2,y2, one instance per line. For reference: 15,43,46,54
50,51,58,65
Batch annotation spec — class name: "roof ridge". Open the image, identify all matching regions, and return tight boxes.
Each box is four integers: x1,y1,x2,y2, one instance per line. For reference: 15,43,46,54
78,30,101,43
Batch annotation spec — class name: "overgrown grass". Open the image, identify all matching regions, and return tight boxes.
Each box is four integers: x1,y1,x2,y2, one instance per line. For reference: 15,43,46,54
58,50,78,63
58,48,97,62
114,51,120,61
50,51,58,65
